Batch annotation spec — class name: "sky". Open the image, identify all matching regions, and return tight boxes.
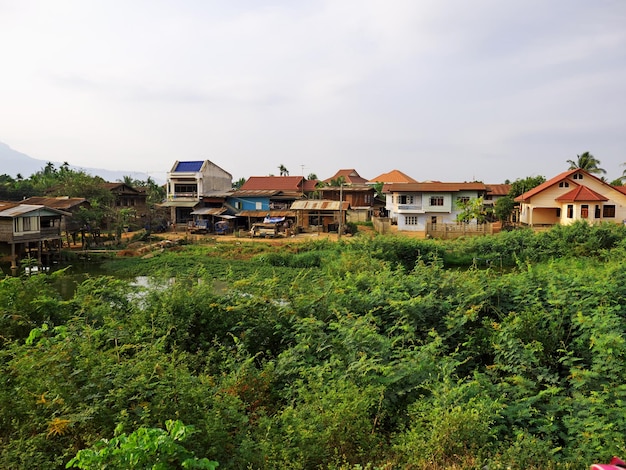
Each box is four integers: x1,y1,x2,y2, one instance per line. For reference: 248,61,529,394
1,0,625,184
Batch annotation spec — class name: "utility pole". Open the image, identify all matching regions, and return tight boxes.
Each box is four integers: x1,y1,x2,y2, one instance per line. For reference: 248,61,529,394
338,183,343,239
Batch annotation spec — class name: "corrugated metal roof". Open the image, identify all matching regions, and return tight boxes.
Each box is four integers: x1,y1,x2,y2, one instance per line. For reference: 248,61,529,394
290,200,350,210
191,207,226,215
22,196,88,209
174,161,204,172
0,204,71,217
238,210,295,217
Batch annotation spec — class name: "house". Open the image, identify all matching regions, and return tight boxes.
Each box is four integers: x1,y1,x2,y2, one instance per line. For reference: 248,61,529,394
228,176,317,228
102,182,149,230
318,169,377,222
515,169,626,226
0,201,70,272
21,196,90,245
384,181,488,232
164,160,232,224
484,184,512,207
290,199,350,233
368,169,418,185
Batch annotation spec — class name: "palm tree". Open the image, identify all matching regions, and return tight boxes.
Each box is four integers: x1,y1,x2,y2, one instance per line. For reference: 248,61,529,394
566,151,606,175
278,164,289,176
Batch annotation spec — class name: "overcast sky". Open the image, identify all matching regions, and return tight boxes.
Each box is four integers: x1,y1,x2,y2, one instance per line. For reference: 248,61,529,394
1,0,625,183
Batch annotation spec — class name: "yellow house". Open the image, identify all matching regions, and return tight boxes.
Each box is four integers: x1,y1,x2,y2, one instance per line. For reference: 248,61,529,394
515,169,626,227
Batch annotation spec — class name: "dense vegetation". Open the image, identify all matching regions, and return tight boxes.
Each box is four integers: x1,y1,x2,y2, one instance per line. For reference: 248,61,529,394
3,222,626,468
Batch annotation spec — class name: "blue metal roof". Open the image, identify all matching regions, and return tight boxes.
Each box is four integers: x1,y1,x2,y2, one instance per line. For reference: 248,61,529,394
174,161,204,172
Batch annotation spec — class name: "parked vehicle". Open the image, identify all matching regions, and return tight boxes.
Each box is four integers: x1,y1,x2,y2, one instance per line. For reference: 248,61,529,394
214,220,230,235
249,222,281,238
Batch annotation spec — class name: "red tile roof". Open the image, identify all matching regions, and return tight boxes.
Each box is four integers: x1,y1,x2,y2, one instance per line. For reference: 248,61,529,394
384,182,488,193
486,184,511,196
368,169,417,184
555,185,608,202
323,169,368,185
241,176,305,191
513,169,613,202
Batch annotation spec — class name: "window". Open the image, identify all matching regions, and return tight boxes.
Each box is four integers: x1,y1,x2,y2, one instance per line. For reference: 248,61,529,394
14,216,39,233
405,216,419,225
255,202,262,210
431,216,438,224
559,182,570,188
174,184,198,194
567,205,573,218
573,173,583,180
399,195,414,204
234,201,241,209
430,196,444,206
581,204,588,218
603,205,616,218
457,197,470,205
595,205,601,218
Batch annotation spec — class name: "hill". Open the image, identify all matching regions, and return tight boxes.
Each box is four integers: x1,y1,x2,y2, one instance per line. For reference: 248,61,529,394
0,141,158,183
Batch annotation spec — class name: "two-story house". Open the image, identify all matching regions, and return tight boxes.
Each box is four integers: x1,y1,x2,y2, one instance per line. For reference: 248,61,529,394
165,160,232,224
384,181,488,232
318,169,377,222
515,169,626,226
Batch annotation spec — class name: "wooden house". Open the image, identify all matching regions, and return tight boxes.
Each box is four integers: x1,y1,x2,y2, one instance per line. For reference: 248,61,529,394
0,201,69,273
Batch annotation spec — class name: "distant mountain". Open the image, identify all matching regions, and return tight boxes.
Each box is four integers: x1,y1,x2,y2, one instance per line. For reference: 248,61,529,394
0,141,160,183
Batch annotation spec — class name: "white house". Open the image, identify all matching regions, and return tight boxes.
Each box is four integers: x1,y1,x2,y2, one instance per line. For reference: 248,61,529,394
164,160,232,224
384,182,488,232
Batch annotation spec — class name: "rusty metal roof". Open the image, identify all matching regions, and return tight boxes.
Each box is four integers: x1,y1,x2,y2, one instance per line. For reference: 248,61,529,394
290,200,350,210
238,210,295,217
0,204,71,217
191,207,226,215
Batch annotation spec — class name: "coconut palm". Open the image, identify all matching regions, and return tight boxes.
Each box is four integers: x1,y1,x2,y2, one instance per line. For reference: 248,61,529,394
278,164,289,176
566,151,606,175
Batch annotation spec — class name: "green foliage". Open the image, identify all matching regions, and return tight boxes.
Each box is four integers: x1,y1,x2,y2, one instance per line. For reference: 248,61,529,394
508,175,546,198
5,230,626,468
66,420,218,469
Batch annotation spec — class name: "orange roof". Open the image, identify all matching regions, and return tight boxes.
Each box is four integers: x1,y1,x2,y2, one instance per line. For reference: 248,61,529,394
614,186,626,195
555,185,608,202
241,176,305,191
513,169,614,202
384,182,487,192
486,184,511,196
368,169,417,184
323,169,368,185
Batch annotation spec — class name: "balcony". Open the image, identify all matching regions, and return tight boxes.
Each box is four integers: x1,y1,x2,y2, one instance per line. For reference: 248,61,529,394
396,204,423,213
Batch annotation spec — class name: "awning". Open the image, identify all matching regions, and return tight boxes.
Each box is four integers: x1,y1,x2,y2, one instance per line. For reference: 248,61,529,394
160,200,198,208
238,210,295,217
191,207,226,215
290,200,349,211
216,214,237,219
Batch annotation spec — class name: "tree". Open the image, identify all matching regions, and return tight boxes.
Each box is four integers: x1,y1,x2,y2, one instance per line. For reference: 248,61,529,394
567,151,606,175
508,175,546,199
456,197,488,223
232,177,246,190
307,173,318,181
494,196,515,223
278,164,289,176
